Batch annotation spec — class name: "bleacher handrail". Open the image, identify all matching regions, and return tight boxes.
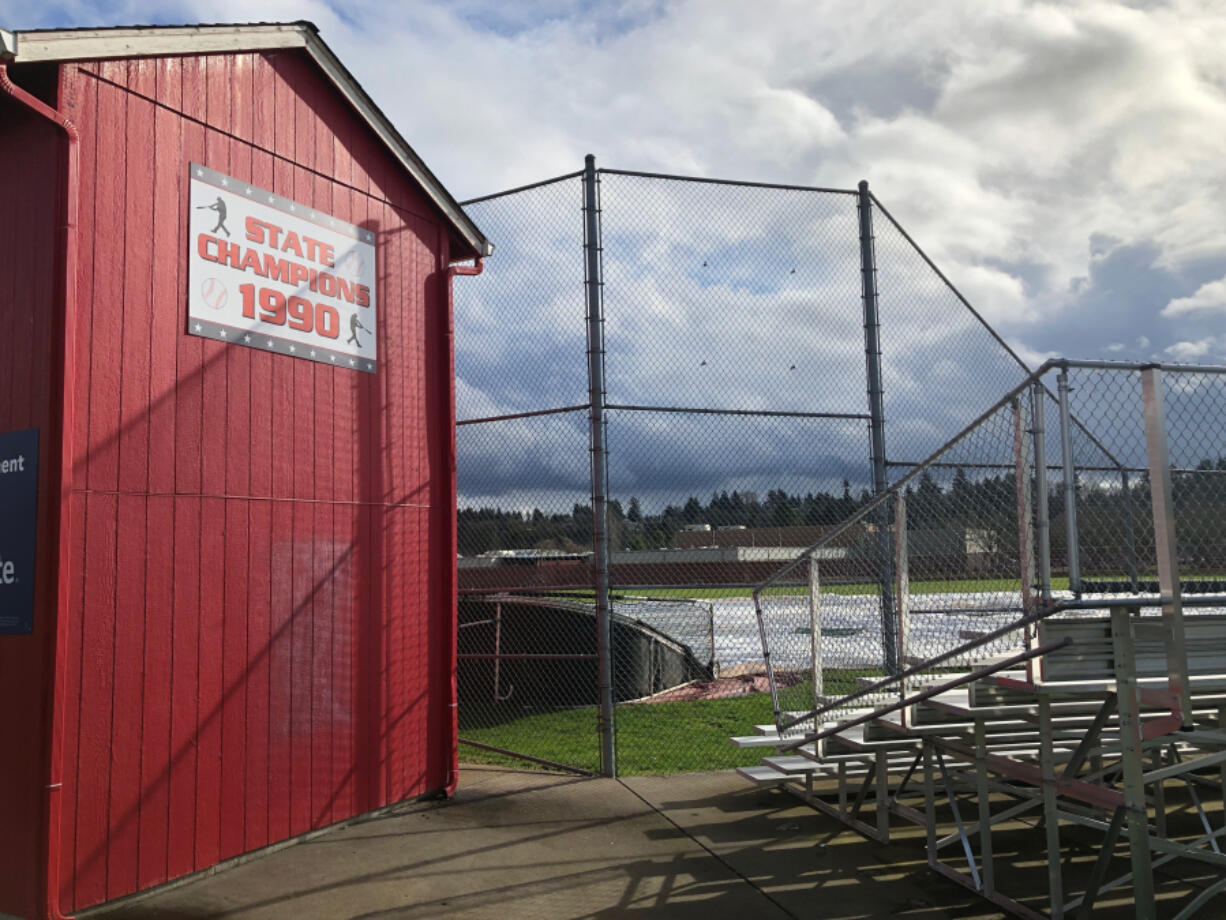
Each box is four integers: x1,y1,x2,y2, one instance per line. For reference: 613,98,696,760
776,636,1073,753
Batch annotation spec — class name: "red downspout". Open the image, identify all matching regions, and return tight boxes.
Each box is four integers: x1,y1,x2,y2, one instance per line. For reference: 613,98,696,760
0,62,79,920
443,256,483,797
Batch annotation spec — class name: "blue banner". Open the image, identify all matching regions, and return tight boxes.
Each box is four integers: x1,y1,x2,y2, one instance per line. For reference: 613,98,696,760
0,428,38,635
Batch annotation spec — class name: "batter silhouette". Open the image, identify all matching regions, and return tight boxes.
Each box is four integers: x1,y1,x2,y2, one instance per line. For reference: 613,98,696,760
197,197,231,237
348,313,367,347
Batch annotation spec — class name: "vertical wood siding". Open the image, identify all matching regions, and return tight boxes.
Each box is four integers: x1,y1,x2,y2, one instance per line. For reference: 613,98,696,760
55,49,455,911
0,99,63,920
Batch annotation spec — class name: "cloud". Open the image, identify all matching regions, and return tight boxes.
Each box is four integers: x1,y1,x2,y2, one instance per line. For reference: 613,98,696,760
10,0,1226,510
1163,276,1226,317
1164,335,1226,363
1165,338,1214,361
13,2,1226,294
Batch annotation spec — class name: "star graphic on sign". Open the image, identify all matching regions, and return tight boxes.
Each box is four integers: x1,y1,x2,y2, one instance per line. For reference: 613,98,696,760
244,335,251,343
267,339,275,348
194,322,203,332
245,187,253,196
348,358,356,366
329,219,336,227
366,362,374,371
194,167,203,177
220,177,229,187
310,350,317,358
268,196,275,203
218,328,227,338
289,345,295,353
330,355,336,362
289,204,295,212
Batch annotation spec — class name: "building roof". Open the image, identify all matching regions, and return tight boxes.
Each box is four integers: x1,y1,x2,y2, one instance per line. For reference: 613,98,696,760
0,22,493,262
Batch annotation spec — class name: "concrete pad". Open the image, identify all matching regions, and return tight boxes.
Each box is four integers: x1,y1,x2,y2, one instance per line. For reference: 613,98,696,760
77,765,1200,919
621,771,996,919
82,767,794,919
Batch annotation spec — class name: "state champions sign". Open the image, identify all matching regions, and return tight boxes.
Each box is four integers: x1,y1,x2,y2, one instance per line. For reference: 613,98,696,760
188,163,378,372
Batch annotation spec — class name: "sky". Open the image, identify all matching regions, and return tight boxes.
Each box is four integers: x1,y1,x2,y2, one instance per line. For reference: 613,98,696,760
7,0,1226,509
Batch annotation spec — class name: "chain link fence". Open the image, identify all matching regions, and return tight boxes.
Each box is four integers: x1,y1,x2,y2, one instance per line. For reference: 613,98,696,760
754,361,1226,745
757,385,1041,739
452,160,1042,775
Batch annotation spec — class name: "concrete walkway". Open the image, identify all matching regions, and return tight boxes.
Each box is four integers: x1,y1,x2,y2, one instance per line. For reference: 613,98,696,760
83,766,1004,920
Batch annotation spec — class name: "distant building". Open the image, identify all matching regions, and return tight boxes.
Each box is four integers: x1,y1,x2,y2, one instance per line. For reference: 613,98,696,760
672,524,866,549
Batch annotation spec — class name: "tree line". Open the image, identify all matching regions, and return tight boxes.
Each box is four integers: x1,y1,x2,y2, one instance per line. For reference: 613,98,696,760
459,471,1014,555
460,458,1226,571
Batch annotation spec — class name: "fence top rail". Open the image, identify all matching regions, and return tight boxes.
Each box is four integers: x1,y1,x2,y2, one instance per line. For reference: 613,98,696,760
597,167,859,196
1052,357,1226,375
461,170,584,206
605,403,870,421
885,460,1226,475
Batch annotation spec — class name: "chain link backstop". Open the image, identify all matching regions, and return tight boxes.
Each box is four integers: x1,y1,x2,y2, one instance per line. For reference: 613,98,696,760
453,158,1069,775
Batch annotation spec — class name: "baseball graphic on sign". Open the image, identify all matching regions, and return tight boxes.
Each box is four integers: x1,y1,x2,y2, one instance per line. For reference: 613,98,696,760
200,277,228,310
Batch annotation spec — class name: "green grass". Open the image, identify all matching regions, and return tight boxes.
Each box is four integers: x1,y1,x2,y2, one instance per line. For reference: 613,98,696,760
461,696,776,775
459,670,874,775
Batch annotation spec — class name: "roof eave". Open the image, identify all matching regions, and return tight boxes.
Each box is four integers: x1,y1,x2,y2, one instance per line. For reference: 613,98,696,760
7,21,493,261
295,28,493,261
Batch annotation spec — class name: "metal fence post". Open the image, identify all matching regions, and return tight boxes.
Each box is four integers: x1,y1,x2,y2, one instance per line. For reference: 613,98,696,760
1140,365,1191,724
1121,469,1140,593
583,154,616,776
809,555,823,735
858,179,898,674
1056,368,1081,596
1013,398,1037,682
893,491,910,719
1031,381,1051,602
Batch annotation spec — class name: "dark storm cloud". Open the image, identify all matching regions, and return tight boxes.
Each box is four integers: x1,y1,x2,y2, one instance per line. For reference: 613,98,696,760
1022,242,1226,362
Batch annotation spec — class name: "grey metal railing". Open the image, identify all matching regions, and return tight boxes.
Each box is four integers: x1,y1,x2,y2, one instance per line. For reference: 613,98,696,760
752,358,1226,740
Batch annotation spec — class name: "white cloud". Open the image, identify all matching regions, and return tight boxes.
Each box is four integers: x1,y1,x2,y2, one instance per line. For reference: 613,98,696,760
1008,341,1058,371
1164,336,1224,362
10,0,1226,501
13,1,1226,308
1163,276,1226,317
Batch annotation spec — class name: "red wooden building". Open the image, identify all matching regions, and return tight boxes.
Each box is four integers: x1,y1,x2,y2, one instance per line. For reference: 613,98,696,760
0,22,491,919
